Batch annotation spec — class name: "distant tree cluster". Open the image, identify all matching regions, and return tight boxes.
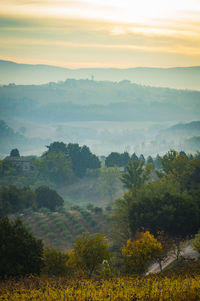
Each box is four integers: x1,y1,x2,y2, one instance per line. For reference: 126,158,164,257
0,185,64,217
40,141,101,179
105,152,130,168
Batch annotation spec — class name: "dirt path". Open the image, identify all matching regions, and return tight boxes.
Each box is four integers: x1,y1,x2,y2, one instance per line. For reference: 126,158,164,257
147,242,199,275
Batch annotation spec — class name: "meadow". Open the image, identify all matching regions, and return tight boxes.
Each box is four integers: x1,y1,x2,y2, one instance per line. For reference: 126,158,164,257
1,273,200,301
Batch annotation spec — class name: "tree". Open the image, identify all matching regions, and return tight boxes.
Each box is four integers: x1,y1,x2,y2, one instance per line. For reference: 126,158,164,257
121,231,162,274
105,152,122,167
35,151,74,186
154,154,162,169
99,166,121,200
120,159,152,190
43,142,100,178
120,152,130,167
139,154,145,163
0,185,36,217
128,180,200,239
105,152,131,168
147,155,154,165
0,158,17,176
111,191,133,245
0,217,43,279
44,141,68,155
10,148,20,157
131,153,138,162
66,143,100,177
35,186,64,211
67,233,110,277
42,248,69,277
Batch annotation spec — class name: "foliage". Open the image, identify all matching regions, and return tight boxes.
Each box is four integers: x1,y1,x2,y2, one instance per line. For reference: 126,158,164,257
44,142,101,178
0,217,43,279
41,248,69,277
0,158,18,177
128,180,200,238
1,274,200,300
0,185,36,217
113,151,200,247
120,159,153,190
35,151,74,187
0,185,64,216
99,166,121,200
105,152,130,167
122,231,162,274
10,148,20,157
35,186,64,211
67,233,110,277
110,191,133,245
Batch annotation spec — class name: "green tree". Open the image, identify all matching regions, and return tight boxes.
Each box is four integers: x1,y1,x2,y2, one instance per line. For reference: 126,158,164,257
45,141,67,154
0,185,36,217
128,180,200,238
10,148,20,157
0,158,17,176
131,153,138,162
120,159,152,190
67,233,110,277
35,151,74,186
42,248,69,277
111,191,133,245
121,152,130,167
105,152,122,167
43,141,100,178
35,186,64,211
105,152,130,168
0,217,43,279
99,166,121,200
147,155,154,165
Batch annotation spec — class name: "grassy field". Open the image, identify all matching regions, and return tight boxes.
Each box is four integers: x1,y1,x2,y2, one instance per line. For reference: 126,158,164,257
1,273,200,301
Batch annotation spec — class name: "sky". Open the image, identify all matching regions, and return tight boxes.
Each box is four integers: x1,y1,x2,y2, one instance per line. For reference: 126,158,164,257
0,0,200,68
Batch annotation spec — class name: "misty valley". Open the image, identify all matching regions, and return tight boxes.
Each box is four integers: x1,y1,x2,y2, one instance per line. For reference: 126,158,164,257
0,72,200,300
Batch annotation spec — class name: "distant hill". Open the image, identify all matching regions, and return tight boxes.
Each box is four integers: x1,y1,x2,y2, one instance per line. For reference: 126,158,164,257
162,121,200,136
154,121,200,154
0,60,200,90
1,79,200,123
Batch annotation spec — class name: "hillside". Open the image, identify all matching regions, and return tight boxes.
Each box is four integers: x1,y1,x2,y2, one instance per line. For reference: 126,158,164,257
0,60,200,90
14,207,110,251
1,79,200,123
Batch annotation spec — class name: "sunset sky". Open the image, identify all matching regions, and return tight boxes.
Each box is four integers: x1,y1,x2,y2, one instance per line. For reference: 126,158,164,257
0,0,200,68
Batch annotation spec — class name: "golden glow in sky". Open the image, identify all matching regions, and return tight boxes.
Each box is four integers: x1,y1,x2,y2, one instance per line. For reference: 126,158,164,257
0,0,200,68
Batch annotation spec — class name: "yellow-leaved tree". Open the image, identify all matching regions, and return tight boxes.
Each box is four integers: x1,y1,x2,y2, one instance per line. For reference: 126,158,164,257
66,233,110,277
122,231,162,274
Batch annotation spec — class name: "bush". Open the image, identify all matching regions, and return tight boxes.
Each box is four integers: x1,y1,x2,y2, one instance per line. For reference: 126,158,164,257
41,248,69,277
0,217,43,279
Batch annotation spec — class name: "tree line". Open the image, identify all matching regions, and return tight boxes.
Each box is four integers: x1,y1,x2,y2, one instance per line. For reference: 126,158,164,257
0,185,64,217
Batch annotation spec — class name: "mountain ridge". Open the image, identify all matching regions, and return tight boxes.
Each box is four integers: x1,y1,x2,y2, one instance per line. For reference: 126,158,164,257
0,59,200,90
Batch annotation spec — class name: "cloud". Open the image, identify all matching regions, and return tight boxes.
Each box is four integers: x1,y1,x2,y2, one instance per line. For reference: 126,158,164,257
0,1,199,68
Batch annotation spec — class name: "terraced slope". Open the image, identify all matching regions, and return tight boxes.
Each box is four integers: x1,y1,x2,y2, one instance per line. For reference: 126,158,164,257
16,208,110,251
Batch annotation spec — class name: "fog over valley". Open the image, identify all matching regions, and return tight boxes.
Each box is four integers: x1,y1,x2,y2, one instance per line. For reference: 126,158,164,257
0,75,199,157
